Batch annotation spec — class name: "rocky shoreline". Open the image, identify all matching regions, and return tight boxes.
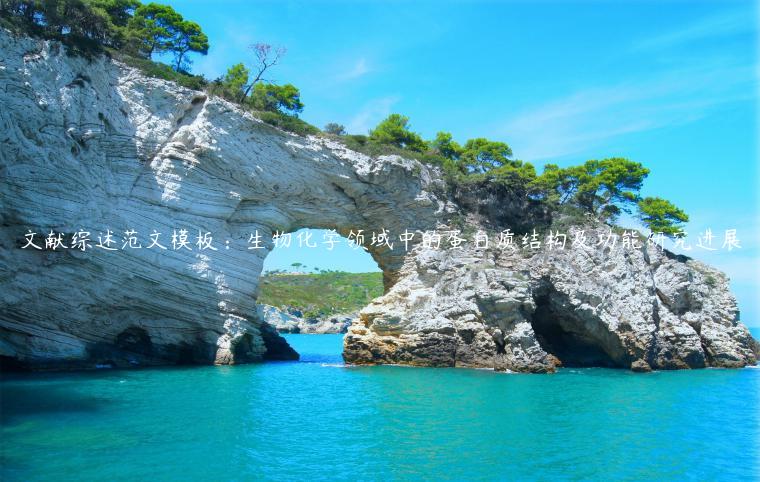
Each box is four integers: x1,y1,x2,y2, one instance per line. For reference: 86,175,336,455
257,304,354,334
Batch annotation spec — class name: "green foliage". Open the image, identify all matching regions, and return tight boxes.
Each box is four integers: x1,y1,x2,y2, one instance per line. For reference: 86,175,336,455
111,49,207,89
127,2,207,71
258,271,383,319
459,137,515,174
1,0,207,72
255,111,320,136
534,157,650,221
127,2,181,56
369,114,426,152
170,19,208,72
429,131,463,160
214,62,250,101
250,83,304,115
92,0,139,28
528,158,688,234
324,123,346,135
1,0,133,52
637,196,689,237
340,134,451,170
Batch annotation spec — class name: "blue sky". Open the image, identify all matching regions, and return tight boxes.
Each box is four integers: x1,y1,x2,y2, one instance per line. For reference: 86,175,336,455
163,0,758,325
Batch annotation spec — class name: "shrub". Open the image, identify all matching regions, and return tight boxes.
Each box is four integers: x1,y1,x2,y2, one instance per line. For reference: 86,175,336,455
254,111,320,136
324,123,346,135
110,50,207,90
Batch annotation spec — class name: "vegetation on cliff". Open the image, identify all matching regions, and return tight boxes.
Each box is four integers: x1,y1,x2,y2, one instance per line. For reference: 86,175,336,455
0,0,688,236
0,0,313,132
258,272,383,319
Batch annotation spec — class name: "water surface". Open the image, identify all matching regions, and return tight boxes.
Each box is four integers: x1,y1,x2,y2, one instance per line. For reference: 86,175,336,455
1,333,758,481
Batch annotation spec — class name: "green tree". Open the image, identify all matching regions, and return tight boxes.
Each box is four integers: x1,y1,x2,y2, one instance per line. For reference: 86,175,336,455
29,0,116,49
89,0,140,47
429,131,463,160
127,3,207,71
324,123,346,135
459,138,515,174
218,63,250,101
368,114,426,152
0,1,41,27
171,19,208,72
90,0,139,28
534,157,651,221
637,196,689,237
250,83,304,115
127,2,181,57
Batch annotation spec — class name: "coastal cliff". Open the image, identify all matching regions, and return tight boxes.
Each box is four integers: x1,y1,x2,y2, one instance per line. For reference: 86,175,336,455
0,30,757,372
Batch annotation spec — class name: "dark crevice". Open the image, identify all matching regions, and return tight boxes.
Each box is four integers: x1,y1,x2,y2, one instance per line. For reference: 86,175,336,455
0,355,30,373
260,323,299,361
530,286,623,368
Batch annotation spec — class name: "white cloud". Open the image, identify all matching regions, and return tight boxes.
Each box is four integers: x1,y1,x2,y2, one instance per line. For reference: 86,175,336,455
500,62,753,162
497,9,755,163
633,10,752,51
346,95,400,135
337,58,371,82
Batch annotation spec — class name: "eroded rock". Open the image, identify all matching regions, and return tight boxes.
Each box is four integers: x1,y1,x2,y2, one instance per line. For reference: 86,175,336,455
0,30,756,372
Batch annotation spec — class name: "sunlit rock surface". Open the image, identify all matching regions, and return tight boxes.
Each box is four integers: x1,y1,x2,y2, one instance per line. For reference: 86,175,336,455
344,229,758,372
0,30,756,371
257,304,354,334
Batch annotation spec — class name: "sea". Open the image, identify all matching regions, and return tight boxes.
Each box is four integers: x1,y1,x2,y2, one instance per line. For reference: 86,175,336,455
1,331,758,481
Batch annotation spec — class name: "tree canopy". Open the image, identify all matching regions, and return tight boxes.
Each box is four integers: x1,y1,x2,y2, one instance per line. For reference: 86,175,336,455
127,2,207,71
368,114,426,152
218,63,250,100
429,131,463,160
1,1,208,71
170,19,208,72
250,83,304,115
324,123,346,136
459,138,516,174
534,158,650,219
637,197,689,237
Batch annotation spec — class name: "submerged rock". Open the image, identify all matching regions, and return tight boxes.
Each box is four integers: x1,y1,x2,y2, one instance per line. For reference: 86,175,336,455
0,30,756,372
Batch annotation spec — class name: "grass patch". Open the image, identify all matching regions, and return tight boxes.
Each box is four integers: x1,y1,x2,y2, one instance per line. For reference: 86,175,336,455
254,110,320,137
108,50,208,91
340,135,449,166
258,271,383,319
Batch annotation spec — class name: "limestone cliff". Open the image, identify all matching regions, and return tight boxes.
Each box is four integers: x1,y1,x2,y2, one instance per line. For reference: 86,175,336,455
0,30,756,372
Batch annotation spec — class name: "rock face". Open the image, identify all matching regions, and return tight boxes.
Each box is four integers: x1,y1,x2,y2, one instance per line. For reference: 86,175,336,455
257,304,354,334
0,30,757,372
344,229,758,372
0,30,444,369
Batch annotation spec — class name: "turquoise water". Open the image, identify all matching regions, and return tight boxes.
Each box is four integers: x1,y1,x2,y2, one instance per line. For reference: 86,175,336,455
1,333,759,481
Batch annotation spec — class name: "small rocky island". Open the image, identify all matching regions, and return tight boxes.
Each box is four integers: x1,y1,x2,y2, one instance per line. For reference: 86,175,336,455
0,29,757,372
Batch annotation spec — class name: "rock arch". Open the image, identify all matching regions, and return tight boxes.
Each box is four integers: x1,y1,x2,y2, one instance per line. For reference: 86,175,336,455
0,31,449,369
0,31,756,371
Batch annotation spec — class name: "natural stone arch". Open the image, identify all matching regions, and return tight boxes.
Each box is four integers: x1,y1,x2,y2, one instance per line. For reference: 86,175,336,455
0,31,447,368
0,31,756,372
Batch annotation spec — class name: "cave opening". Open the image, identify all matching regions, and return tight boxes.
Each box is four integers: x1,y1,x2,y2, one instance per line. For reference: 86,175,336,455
530,289,622,368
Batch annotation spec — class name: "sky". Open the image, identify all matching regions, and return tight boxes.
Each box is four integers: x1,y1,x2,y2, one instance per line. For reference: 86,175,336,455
163,0,759,325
